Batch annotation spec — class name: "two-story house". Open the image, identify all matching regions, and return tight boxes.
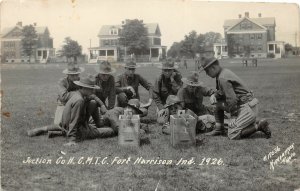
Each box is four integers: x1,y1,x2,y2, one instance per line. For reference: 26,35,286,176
88,21,166,63
1,22,55,63
214,12,285,58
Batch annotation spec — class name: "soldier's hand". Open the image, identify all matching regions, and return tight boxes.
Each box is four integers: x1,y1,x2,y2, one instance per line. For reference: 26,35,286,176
127,86,136,97
100,105,107,114
170,72,176,82
210,94,217,105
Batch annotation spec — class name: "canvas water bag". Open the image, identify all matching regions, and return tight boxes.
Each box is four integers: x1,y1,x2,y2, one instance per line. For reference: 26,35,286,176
170,113,196,147
118,114,140,147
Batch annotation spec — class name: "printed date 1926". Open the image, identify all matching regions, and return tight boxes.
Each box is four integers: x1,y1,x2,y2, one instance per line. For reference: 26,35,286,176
199,158,224,166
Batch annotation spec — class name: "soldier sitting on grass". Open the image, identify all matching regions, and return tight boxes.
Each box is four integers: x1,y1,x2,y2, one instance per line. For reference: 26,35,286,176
115,60,153,117
200,56,271,139
153,59,183,124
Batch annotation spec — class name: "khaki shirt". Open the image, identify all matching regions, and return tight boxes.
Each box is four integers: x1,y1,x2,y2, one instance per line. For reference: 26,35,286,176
153,70,182,110
58,77,79,104
115,73,153,99
177,86,214,116
216,68,253,114
95,74,116,109
61,91,86,142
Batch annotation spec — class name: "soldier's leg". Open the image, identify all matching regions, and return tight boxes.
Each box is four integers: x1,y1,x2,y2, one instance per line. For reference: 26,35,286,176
27,124,62,137
206,104,225,136
86,100,101,128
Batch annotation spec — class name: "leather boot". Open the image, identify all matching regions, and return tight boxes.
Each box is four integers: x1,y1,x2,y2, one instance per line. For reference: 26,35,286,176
48,131,64,138
205,123,224,136
27,126,48,137
240,125,257,138
257,119,271,138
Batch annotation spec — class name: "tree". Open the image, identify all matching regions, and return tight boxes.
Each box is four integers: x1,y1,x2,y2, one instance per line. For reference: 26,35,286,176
21,25,37,61
285,43,293,52
60,37,82,63
167,42,183,58
119,19,149,55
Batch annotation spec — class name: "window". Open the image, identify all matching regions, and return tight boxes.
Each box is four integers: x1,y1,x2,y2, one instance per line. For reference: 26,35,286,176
250,46,255,51
110,29,118,35
269,44,274,51
250,34,255,40
107,50,114,56
153,38,161,45
257,34,262,40
99,50,106,56
257,46,262,51
38,51,42,56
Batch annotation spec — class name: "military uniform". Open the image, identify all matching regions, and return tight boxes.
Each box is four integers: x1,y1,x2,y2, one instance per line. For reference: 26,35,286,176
58,77,79,104
214,68,259,139
177,86,215,116
95,74,116,110
116,73,153,100
153,70,182,110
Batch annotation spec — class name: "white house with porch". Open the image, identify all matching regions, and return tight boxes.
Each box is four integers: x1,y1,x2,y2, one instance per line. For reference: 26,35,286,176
88,21,166,63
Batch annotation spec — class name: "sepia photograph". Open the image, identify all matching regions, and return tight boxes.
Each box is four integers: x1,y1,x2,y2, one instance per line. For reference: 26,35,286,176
1,0,300,190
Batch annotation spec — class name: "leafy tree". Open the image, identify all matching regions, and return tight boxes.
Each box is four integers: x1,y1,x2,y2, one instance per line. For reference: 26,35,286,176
284,43,293,52
60,37,82,63
119,19,149,55
167,42,183,58
21,25,37,61
203,32,222,45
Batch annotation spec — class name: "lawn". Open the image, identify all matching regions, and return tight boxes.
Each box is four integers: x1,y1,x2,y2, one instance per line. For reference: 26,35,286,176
1,58,300,191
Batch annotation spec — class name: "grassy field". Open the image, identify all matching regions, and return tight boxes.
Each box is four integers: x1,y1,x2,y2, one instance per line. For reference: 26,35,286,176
1,58,300,191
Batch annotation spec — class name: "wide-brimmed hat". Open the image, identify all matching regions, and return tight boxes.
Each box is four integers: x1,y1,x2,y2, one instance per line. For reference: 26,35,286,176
164,95,182,108
124,61,140,69
199,57,218,72
73,74,100,89
182,71,203,86
157,60,178,69
126,99,143,114
62,62,84,74
96,60,116,74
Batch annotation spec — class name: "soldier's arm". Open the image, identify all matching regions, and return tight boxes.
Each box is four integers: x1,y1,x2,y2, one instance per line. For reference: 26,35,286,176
107,76,116,110
138,74,154,98
171,71,183,92
219,78,238,115
177,88,185,109
58,78,73,103
67,99,85,142
152,77,164,110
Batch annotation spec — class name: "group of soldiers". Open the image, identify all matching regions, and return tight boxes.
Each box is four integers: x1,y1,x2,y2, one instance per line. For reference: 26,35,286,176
28,56,271,146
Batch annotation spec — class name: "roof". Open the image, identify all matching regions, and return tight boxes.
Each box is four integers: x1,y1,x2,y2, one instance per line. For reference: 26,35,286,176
98,23,161,36
224,17,275,28
1,25,48,38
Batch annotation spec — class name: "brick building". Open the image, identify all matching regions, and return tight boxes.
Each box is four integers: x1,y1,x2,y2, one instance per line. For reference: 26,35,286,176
1,22,55,63
214,12,285,58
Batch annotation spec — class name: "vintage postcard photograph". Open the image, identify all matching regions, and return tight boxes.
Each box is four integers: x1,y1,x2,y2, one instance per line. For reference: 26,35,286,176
1,0,300,190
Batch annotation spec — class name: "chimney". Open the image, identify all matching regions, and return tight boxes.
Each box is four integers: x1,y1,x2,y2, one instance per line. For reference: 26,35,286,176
258,13,262,17
16,21,22,27
245,12,249,18
33,22,37,26
238,14,242,18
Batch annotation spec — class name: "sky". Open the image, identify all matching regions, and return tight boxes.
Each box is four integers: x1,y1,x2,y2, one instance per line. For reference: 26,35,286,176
1,0,299,54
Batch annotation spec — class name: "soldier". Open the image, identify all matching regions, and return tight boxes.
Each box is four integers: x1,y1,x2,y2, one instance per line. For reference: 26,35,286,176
115,61,153,116
161,95,215,135
153,59,183,124
58,62,84,104
199,57,271,139
178,71,215,116
94,60,116,110
28,75,115,144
